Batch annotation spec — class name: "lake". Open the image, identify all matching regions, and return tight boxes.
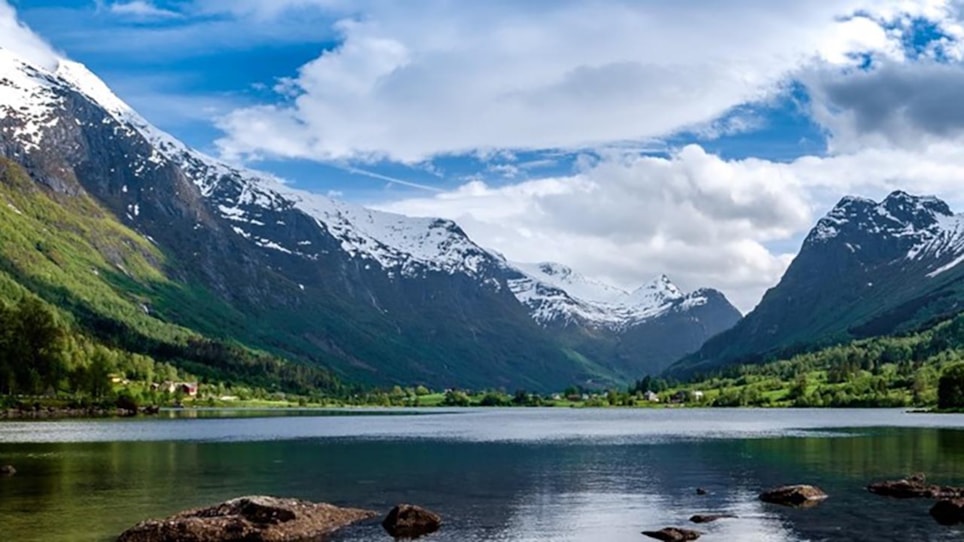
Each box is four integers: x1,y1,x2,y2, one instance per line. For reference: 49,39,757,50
1,408,963,541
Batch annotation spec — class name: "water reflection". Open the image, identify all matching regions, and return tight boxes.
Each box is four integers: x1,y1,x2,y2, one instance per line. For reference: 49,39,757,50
0,412,963,541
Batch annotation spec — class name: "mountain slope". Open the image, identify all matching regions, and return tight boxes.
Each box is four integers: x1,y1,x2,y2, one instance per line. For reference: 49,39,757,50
2,46,628,391
670,191,964,377
508,262,742,375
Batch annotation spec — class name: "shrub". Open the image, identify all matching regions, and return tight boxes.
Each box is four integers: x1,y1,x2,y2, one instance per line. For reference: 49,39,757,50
938,364,964,410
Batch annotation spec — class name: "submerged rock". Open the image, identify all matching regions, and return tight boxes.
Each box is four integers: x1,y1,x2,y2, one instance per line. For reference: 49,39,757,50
930,499,964,526
641,527,701,541
759,485,828,507
116,495,376,542
689,513,736,523
382,504,442,539
0,465,14,477
868,474,964,499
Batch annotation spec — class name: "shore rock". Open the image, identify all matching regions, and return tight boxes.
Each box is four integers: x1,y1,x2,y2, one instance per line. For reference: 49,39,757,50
759,485,828,507
930,499,964,526
0,465,15,477
868,474,964,499
116,495,376,542
689,514,736,523
382,504,442,539
641,527,701,541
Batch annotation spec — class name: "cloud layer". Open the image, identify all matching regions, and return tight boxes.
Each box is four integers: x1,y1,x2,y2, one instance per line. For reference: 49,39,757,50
378,137,964,313
213,0,955,163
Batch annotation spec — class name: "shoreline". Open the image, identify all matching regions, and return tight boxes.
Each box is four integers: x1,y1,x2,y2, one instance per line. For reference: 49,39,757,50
1,402,957,422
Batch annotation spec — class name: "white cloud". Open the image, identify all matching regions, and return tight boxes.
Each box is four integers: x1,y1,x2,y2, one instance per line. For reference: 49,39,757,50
214,0,959,163
376,145,814,312
108,1,181,20
375,139,964,313
0,1,60,69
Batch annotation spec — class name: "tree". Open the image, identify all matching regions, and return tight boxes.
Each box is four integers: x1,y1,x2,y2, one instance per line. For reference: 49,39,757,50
442,390,470,407
938,364,964,410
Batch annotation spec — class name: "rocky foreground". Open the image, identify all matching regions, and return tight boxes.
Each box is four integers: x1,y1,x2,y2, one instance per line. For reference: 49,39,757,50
117,496,378,542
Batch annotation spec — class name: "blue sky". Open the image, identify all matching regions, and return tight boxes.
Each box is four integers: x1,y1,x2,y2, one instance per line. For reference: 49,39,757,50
5,0,964,310
10,0,831,198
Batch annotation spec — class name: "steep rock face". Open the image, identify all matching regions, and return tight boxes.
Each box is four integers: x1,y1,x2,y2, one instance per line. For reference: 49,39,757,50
671,191,964,377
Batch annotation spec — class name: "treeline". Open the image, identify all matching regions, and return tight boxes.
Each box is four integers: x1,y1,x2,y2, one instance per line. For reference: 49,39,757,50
0,293,343,403
0,295,181,398
669,313,964,407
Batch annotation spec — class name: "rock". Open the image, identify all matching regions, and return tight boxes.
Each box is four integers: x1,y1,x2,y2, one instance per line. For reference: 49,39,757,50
0,465,15,477
930,499,964,526
759,485,828,507
689,514,736,523
382,504,442,539
641,527,702,541
116,495,376,542
695,488,707,496
868,475,964,499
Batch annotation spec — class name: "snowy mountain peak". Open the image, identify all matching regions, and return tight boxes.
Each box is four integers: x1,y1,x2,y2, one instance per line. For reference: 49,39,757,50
626,274,684,306
508,262,732,330
54,59,131,118
805,191,964,279
809,191,956,245
0,45,505,282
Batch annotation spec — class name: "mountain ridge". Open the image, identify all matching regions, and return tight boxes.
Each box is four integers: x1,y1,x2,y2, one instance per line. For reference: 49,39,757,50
0,44,741,389
669,190,964,377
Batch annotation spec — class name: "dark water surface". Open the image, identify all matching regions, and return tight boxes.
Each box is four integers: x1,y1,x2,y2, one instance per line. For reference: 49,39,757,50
1,408,964,541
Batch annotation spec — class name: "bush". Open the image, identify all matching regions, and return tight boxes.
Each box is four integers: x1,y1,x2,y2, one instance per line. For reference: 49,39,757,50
115,391,139,413
442,390,471,407
938,364,964,410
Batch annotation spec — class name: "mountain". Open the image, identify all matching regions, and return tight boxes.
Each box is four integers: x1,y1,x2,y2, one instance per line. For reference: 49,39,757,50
508,262,742,374
0,45,741,390
670,190,964,377
1,47,614,391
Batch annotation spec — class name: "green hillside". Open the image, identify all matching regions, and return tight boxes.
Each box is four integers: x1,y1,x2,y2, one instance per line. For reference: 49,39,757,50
0,158,342,401
667,312,964,407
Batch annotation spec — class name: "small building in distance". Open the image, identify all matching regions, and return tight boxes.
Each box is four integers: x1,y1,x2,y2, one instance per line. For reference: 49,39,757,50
642,391,660,403
152,381,199,397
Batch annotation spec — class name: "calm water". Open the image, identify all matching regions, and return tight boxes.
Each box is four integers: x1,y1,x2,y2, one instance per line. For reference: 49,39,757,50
1,408,964,541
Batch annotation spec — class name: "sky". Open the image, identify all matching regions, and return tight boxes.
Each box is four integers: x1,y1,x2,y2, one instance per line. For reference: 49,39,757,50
5,0,964,312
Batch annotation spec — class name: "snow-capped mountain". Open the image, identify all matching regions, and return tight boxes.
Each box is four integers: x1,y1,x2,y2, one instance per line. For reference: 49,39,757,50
505,261,741,374
672,191,964,377
0,44,741,385
508,262,727,331
808,191,964,278
0,48,502,282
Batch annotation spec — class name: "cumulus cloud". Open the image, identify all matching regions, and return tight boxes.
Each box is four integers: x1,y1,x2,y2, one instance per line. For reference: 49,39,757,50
376,145,813,312
807,62,964,152
0,1,60,69
215,0,952,163
376,140,964,312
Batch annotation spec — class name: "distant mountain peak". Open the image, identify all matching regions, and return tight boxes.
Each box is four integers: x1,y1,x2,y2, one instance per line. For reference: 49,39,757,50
809,191,956,246
508,261,737,331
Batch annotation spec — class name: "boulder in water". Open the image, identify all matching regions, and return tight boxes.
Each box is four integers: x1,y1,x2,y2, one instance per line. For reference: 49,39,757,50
689,514,736,523
641,527,701,541
930,499,964,526
381,504,442,539
868,474,964,499
116,495,376,542
759,485,828,507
